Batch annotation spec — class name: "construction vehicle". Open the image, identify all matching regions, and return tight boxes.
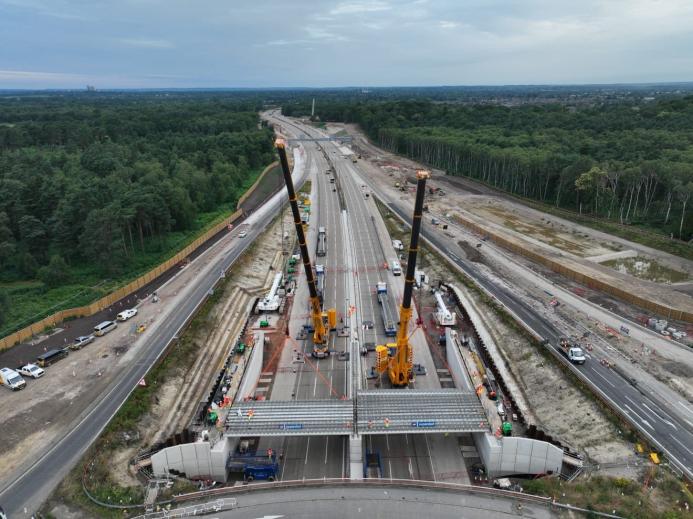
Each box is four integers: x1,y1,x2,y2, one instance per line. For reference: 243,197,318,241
276,139,334,358
376,282,397,337
316,264,325,305
376,170,430,386
227,452,279,482
559,337,586,364
363,450,383,478
258,273,283,312
317,226,327,257
434,291,456,326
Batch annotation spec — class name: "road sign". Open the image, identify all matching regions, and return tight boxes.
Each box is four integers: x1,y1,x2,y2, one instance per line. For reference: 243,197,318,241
411,420,436,428
279,423,303,430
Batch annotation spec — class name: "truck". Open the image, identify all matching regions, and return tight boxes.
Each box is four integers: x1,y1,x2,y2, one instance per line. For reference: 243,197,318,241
17,363,45,379
376,282,397,337
227,451,279,482
559,338,586,365
317,226,327,257
363,449,383,478
1,367,26,391
316,264,325,305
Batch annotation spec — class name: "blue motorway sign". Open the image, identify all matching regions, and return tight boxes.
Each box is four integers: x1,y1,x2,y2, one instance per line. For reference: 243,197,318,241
279,423,304,430
411,420,436,428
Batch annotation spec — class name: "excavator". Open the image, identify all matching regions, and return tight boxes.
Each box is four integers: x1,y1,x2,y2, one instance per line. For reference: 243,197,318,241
376,169,430,386
276,138,336,358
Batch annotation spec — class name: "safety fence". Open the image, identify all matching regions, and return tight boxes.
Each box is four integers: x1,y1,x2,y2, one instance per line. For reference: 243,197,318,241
452,213,693,323
0,208,242,351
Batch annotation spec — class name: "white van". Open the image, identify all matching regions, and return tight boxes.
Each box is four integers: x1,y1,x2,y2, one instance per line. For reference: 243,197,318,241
0,367,26,391
392,239,403,251
391,260,402,276
94,320,117,337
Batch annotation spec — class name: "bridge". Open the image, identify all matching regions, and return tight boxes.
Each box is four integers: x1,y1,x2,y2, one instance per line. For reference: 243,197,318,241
287,136,352,143
224,390,489,437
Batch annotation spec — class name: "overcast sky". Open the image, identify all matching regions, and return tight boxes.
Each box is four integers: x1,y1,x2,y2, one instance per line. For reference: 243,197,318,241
1,0,692,89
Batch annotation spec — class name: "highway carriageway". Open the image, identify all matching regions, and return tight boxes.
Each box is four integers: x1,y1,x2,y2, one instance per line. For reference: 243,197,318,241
381,197,693,481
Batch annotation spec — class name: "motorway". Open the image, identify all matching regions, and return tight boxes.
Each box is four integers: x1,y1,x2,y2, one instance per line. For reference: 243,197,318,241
0,150,309,517
260,115,469,483
325,123,693,480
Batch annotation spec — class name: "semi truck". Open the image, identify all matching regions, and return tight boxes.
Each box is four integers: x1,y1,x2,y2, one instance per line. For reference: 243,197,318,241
559,338,587,365
317,226,327,257
376,282,397,337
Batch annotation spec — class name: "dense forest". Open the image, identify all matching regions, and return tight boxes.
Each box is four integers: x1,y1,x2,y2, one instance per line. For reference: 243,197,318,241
283,96,693,241
0,93,275,330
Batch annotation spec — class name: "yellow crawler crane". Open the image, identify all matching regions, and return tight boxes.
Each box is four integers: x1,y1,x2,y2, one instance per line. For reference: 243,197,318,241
276,138,332,357
377,169,430,386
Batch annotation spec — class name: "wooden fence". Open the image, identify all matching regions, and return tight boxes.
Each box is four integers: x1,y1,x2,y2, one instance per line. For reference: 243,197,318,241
454,214,693,324
0,208,243,351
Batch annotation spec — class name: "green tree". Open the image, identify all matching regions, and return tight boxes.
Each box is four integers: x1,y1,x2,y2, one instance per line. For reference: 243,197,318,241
38,254,71,288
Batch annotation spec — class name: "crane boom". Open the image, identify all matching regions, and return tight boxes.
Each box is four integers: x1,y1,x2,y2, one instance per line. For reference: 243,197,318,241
275,139,327,351
389,169,429,386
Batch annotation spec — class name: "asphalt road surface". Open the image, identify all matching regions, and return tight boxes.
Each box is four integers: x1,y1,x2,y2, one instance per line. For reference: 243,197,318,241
0,152,309,517
217,485,556,519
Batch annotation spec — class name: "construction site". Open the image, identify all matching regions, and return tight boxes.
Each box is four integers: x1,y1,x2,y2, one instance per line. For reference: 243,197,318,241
1,112,691,519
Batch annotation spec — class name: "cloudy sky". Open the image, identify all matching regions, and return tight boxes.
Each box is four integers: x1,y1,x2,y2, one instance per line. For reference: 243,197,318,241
1,0,692,89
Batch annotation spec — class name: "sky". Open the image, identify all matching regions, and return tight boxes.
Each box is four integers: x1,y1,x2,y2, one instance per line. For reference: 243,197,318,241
1,0,693,89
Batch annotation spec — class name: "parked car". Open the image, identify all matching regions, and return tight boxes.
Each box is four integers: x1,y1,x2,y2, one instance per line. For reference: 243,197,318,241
0,367,26,390
116,308,138,321
71,335,95,350
17,363,45,379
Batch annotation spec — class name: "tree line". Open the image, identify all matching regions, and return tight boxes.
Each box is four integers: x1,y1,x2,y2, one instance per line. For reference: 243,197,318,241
0,93,274,300
283,97,693,240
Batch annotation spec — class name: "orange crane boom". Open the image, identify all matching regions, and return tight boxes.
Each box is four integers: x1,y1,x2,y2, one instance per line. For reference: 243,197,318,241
388,169,429,386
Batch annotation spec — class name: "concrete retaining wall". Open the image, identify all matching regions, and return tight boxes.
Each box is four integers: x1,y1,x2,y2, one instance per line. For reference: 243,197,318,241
235,331,264,402
151,437,234,482
473,433,563,478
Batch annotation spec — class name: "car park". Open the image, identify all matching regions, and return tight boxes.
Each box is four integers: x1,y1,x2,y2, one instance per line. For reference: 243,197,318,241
17,363,45,379
116,308,137,321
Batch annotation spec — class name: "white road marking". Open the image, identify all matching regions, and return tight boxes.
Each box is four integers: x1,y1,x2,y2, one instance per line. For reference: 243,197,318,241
624,404,653,430
590,367,616,388
642,403,678,430
669,435,693,456
304,437,310,465
324,437,329,464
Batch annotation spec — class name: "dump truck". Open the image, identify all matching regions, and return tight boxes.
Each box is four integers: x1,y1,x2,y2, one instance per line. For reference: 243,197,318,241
559,338,586,365
376,282,397,337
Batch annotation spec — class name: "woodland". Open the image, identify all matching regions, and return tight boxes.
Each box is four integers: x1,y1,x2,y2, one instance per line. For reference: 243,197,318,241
282,96,693,242
0,93,274,330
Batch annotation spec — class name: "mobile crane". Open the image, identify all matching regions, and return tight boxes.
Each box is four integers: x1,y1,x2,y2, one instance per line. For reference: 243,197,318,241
377,169,430,386
276,139,334,357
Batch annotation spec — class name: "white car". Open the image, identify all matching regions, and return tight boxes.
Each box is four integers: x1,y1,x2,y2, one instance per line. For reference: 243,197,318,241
18,363,45,379
117,308,138,321
238,231,248,238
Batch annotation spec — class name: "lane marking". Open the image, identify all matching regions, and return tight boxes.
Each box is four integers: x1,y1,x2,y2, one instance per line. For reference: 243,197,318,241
324,437,329,465
624,404,653,430
642,403,678,430
304,437,310,466
669,435,693,456
590,367,616,388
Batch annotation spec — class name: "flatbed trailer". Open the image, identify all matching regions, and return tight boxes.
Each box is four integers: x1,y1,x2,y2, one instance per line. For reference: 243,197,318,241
376,282,397,337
